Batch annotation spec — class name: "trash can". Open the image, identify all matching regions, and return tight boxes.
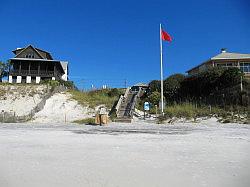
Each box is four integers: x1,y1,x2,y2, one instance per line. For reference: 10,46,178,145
95,107,109,126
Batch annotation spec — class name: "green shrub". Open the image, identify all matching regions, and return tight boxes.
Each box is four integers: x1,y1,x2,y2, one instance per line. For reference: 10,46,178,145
69,89,122,108
59,80,76,89
148,80,161,92
73,118,95,124
108,88,123,97
148,91,161,106
41,80,60,87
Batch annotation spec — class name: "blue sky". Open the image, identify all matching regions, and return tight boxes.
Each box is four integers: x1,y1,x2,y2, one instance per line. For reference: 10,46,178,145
0,0,249,89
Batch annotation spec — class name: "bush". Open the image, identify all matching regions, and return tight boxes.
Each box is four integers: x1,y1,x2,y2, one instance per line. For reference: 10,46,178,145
41,79,77,90
163,74,185,103
148,91,161,105
108,88,123,97
59,80,76,89
148,80,161,92
73,118,95,124
41,80,60,87
220,68,243,88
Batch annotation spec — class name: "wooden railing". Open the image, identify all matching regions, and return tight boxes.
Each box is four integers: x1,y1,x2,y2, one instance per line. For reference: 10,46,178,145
219,66,250,73
9,70,56,77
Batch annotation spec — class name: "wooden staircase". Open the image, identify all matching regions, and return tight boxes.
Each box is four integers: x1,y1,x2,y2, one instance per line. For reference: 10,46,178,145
114,87,139,123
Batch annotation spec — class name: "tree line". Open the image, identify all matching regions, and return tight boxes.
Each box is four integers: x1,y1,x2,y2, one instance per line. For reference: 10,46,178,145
0,61,10,82
147,67,248,107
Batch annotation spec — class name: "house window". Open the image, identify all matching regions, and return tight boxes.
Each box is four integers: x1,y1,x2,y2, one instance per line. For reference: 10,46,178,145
240,62,250,73
216,63,223,67
25,53,35,58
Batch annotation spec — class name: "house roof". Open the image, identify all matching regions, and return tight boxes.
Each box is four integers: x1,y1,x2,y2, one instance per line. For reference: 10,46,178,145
211,52,250,60
10,58,59,62
186,51,250,73
133,83,148,87
12,45,53,60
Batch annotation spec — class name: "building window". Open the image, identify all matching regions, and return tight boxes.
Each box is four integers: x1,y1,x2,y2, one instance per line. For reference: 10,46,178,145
25,53,35,58
216,63,223,67
240,62,250,73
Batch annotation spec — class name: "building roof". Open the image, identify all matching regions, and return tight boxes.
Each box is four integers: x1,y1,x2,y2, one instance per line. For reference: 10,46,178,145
133,83,148,87
186,50,250,73
12,45,53,60
211,52,250,60
10,58,59,62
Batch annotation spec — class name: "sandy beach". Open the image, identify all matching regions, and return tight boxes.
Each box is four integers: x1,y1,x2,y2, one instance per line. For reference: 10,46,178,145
0,120,249,187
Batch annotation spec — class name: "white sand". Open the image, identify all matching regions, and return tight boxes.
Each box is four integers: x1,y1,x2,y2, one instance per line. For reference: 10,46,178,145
0,120,249,187
0,85,48,116
32,92,95,123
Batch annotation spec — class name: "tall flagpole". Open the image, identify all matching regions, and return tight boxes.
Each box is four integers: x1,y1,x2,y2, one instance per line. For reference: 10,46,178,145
160,23,164,115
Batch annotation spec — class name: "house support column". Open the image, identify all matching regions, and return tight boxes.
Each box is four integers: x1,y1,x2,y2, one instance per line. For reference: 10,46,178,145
26,76,31,83
28,61,31,74
19,61,21,74
38,62,40,75
8,76,12,83
53,63,56,76
36,76,40,84
16,76,22,83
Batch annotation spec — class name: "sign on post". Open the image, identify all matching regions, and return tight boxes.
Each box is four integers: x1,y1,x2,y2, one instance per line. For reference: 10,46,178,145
144,102,150,111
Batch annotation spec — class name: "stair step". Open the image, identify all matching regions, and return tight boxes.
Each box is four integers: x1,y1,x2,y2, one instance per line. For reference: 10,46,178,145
114,118,132,123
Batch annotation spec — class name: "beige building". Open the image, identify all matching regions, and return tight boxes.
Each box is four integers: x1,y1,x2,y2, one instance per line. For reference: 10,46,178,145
186,49,250,78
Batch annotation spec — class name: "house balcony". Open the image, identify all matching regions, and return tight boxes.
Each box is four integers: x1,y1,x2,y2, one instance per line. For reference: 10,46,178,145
9,69,57,77
219,66,250,74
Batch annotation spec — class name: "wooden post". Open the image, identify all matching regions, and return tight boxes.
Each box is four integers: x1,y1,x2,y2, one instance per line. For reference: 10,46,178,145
19,61,21,74
46,62,48,73
54,63,56,77
28,61,31,74
155,105,158,117
38,62,40,75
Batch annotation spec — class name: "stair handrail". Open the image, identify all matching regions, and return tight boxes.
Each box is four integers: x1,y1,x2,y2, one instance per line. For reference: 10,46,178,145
124,87,131,98
115,95,124,115
129,94,138,117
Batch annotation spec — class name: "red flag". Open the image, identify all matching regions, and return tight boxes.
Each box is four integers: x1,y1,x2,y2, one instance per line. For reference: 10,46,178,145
161,29,172,42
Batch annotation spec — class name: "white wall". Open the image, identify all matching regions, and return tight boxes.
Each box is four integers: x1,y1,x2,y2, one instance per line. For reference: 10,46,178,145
26,76,31,83
60,61,68,81
36,77,41,84
16,76,22,83
8,76,12,83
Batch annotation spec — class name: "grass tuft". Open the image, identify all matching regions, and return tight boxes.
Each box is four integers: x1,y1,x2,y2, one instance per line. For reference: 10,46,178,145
68,89,124,108
73,118,96,124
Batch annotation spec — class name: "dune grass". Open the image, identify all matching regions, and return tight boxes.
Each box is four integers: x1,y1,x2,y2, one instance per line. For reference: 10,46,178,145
73,118,96,124
68,89,123,109
154,103,249,123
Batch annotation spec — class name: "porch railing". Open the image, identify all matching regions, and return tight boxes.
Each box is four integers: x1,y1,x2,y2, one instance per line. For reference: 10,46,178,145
9,70,56,77
218,65,250,73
